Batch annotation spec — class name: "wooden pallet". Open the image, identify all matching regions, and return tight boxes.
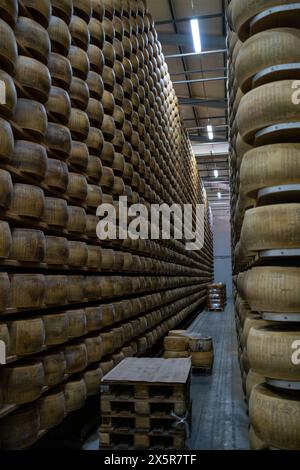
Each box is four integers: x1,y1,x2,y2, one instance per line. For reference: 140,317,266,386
101,396,189,416
207,307,224,312
99,429,186,450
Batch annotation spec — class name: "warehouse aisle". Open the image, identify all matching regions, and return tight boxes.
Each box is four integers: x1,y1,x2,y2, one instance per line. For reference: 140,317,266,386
188,302,249,449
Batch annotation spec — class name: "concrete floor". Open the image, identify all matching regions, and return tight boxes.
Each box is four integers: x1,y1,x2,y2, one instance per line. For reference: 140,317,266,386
83,301,249,450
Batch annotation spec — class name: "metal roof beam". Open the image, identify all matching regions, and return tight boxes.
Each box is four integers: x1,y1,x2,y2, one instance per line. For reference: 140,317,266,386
158,33,226,49
173,76,227,85
171,67,227,77
179,98,227,109
155,12,224,25
165,48,226,59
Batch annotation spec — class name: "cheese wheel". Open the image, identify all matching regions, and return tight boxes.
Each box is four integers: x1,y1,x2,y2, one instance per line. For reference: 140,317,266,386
246,369,265,402
0,118,14,163
87,44,104,74
241,204,300,253
50,0,73,24
0,0,18,27
13,99,48,143
240,143,300,199
88,17,104,48
188,334,213,352
48,15,71,56
247,325,300,381
73,0,92,22
68,45,89,80
100,359,114,376
249,426,269,450
12,140,47,180
64,378,87,412
100,331,115,355
67,206,87,234
237,80,300,144
44,158,69,192
10,274,45,309
44,275,68,306
236,29,300,92
164,351,189,359
65,343,88,373
41,351,66,386
66,309,87,338
67,275,85,303
39,390,66,430
14,55,51,104
83,366,103,395
250,384,300,450
0,70,17,119
191,351,214,367
44,197,68,228
43,313,69,346
241,316,271,348
68,241,88,267
0,360,44,404
8,318,45,356
164,335,189,352
68,108,90,141
46,86,71,125
84,335,103,362
44,236,69,265
15,16,50,64
9,183,44,220
48,53,72,90
0,404,40,449
69,15,90,50
245,266,300,314
45,123,72,160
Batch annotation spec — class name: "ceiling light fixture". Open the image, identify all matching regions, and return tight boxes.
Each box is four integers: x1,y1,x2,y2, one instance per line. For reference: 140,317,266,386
190,19,202,53
207,124,214,140
214,169,219,178
217,192,221,199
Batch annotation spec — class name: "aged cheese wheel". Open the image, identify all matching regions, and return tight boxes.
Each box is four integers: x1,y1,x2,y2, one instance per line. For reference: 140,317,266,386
13,99,48,142
86,127,103,156
236,29,300,92
245,266,300,314
100,359,114,376
12,140,47,180
73,0,92,22
66,172,88,201
83,366,103,395
9,184,44,220
44,197,68,228
84,276,101,300
85,306,102,331
86,214,99,238
164,335,189,352
86,155,102,182
0,70,16,119
0,404,40,449
68,45,89,80
87,44,104,75
65,342,88,373
40,350,66,386
39,390,66,430
0,169,12,209
67,309,87,338
248,325,300,381
87,98,104,127
100,331,115,356
241,204,300,253
44,236,69,265
188,335,213,352
68,108,90,141
48,15,71,56
15,16,50,64
237,80,300,144
0,273,9,313
0,0,18,27
250,384,300,450
43,312,68,345
87,245,101,269
164,351,189,359
84,335,103,362
230,0,297,40
44,275,68,306
50,0,73,24
240,143,300,199
241,315,271,348
44,158,68,192
10,274,45,309
91,0,104,20
14,55,51,104
46,86,71,125
67,206,86,234
8,318,45,356
0,19,17,74
246,369,265,402
70,78,89,111
10,228,45,263
19,0,51,28
100,166,114,191
69,15,90,50
88,17,104,48
48,53,72,90
67,275,85,303
191,351,214,367
68,241,88,267
64,378,87,412
45,123,72,160
0,360,44,404
0,118,14,163
87,71,104,100
249,426,269,450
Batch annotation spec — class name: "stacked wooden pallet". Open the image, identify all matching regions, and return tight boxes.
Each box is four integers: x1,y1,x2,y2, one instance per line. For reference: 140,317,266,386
0,0,214,449
228,0,300,450
207,283,226,311
99,357,191,449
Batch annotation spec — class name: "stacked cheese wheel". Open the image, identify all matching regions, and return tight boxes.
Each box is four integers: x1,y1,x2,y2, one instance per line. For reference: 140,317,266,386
0,0,214,449
228,0,300,450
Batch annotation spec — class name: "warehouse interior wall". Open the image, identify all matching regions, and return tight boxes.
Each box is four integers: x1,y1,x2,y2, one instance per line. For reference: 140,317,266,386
212,213,232,298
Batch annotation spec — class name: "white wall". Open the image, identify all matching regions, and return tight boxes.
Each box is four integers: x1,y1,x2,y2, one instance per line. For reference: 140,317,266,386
212,213,233,298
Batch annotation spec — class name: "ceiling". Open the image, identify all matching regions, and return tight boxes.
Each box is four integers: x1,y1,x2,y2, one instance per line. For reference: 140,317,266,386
149,0,230,215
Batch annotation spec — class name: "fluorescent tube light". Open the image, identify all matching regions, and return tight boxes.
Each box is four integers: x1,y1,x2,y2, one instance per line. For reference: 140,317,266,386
190,19,202,53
